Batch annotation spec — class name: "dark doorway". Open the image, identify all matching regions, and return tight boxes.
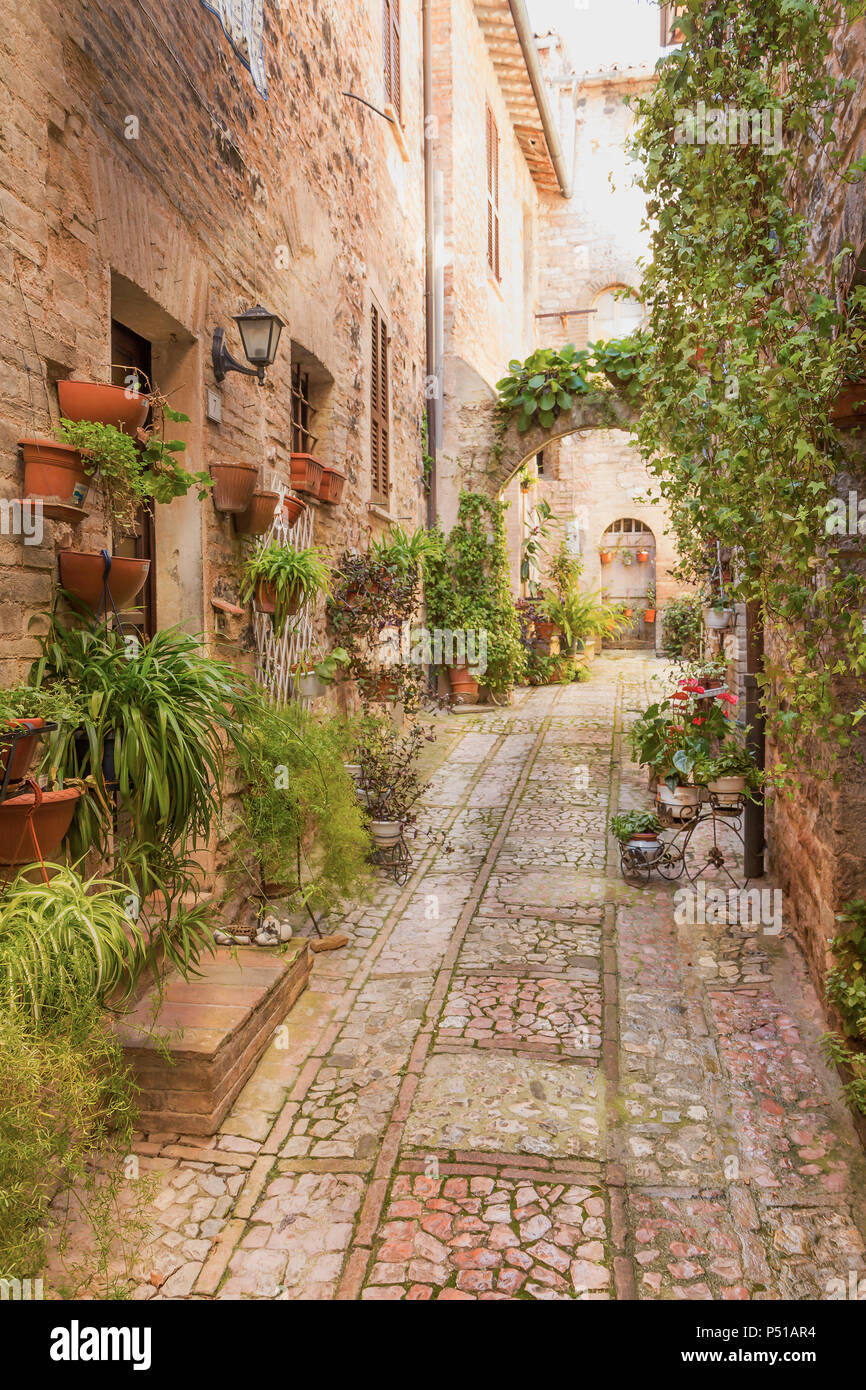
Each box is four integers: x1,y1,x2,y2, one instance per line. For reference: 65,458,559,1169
111,319,157,637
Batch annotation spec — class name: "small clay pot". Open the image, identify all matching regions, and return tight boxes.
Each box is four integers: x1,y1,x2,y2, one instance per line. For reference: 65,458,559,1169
19,439,90,504
235,489,281,536
0,785,82,865
283,494,307,527
58,551,150,613
57,380,149,434
254,581,300,617
210,462,258,513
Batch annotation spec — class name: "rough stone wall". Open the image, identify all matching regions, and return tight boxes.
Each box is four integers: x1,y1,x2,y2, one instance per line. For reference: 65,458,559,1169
0,0,427,689
431,0,543,528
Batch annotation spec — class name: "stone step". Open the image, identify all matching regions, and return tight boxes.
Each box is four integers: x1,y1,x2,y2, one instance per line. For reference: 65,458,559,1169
116,944,312,1136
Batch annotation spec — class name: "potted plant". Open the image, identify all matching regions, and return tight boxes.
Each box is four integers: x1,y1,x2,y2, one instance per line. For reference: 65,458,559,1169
290,452,324,496
623,606,635,619
210,461,258,514
292,646,349,700
831,377,866,429
283,493,307,527
0,783,83,867
621,549,634,568
318,464,346,505
705,600,734,630
644,585,656,624
241,541,331,637
58,550,150,615
447,663,480,702
235,488,281,535
694,744,760,806
656,753,703,818
57,378,149,434
600,549,614,565
610,809,664,858
18,438,91,514
357,718,431,849
0,685,79,792
637,548,650,564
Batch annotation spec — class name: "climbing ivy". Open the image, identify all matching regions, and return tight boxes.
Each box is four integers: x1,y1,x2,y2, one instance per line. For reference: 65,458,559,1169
627,0,866,769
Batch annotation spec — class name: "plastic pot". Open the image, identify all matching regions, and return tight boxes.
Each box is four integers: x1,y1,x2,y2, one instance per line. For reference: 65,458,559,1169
72,731,117,787
19,439,90,505
318,464,346,505
448,664,479,702
235,489,281,536
59,551,150,613
344,763,363,783
290,453,324,496
297,673,327,700
369,820,403,848
210,462,258,513
0,785,82,865
57,380,149,434
636,549,650,563
600,551,614,565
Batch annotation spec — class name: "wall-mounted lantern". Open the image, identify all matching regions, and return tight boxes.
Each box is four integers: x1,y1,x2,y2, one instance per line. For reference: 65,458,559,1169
212,304,285,384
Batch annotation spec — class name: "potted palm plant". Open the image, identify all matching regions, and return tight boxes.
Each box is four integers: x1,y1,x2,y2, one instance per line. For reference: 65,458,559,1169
241,541,331,637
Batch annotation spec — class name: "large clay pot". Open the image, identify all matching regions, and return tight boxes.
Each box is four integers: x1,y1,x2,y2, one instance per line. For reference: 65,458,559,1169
534,619,559,641
0,785,82,865
235,489,281,536
318,464,346,504
210,462,258,513
57,380,149,434
0,720,46,788
19,439,90,504
290,453,324,496
58,551,150,612
448,664,479,702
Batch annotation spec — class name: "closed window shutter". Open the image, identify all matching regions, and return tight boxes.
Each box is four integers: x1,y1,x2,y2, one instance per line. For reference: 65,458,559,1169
486,105,500,280
371,304,390,506
384,0,401,120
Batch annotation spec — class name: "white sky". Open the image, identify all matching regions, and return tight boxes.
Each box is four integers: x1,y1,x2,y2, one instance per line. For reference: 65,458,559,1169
528,0,663,71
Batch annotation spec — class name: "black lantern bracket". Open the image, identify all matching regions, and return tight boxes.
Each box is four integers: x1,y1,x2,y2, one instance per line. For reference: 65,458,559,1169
212,304,285,385
212,327,260,384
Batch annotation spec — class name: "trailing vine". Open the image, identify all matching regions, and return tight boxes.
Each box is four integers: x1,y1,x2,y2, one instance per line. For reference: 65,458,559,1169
627,0,866,769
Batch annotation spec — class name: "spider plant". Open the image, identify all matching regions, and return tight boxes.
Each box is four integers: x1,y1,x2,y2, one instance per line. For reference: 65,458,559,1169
31,619,256,856
0,866,145,1021
369,524,442,578
241,541,331,637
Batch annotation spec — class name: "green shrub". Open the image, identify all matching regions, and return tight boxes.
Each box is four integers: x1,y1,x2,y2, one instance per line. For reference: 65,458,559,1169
661,594,702,660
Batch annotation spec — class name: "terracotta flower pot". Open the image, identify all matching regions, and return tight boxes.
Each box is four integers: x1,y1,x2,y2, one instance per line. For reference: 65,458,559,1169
534,619,559,641
623,607,634,619
210,462,258,513
600,551,614,565
372,673,400,701
644,608,657,623
1,720,46,788
254,580,301,617
283,494,307,527
636,549,650,563
290,453,324,496
448,664,479,702
831,378,866,429
235,489,281,536
19,439,90,505
57,380,149,434
318,464,346,505
58,551,150,613
0,785,82,866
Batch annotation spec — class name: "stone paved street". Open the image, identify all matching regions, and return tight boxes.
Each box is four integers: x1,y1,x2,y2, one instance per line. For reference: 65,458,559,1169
46,655,866,1300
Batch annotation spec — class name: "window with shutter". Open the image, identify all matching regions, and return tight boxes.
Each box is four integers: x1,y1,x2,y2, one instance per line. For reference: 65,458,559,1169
486,105,500,281
383,0,401,121
370,303,390,506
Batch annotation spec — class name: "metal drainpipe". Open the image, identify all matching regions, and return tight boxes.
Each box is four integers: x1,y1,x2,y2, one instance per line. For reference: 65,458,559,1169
743,601,766,880
422,0,437,527
507,0,572,198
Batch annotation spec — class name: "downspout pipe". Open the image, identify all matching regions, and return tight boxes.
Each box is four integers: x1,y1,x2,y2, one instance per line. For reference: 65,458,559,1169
507,0,572,198
422,0,437,526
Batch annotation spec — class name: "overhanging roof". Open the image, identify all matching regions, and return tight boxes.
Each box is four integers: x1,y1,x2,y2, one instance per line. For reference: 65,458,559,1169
473,0,568,195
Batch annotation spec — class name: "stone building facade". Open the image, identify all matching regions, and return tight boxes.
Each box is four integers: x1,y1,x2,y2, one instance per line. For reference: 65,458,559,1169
0,0,429,693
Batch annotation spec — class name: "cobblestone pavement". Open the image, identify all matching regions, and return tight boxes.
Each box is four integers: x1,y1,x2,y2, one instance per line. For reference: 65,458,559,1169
45,654,866,1300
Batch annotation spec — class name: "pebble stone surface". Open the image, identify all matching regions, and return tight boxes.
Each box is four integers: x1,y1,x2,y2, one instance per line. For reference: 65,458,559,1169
43,656,866,1300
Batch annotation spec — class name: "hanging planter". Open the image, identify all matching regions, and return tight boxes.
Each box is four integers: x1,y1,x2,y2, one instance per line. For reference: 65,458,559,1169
636,549,650,563
644,607,657,623
600,550,614,565
704,605,734,631
209,462,258,514
623,606,635,619
72,730,118,788
448,664,479,702
58,551,150,614
283,494,307,527
57,380,149,434
318,464,346,505
19,439,90,509
241,541,331,638
290,452,324,496
234,488,281,536
0,785,82,866
621,550,634,567
297,672,328,700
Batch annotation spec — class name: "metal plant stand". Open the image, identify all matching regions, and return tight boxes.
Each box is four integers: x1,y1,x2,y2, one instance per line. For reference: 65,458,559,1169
619,793,749,890
369,832,413,886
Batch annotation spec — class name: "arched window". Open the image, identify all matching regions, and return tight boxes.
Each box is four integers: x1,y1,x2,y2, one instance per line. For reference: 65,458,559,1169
603,518,652,537
591,286,643,342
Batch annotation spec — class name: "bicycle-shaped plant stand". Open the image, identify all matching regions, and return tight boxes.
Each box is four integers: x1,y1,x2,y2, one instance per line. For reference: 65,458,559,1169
369,831,413,886
619,789,749,890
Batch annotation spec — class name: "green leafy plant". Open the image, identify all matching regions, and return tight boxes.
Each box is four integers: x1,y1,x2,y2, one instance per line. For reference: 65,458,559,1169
661,595,703,660
694,743,761,788
328,546,429,714
57,401,211,531
0,684,82,726
539,587,630,650
496,344,594,432
356,716,433,822
294,645,350,683
826,899,866,1041
241,541,331,638
590,332,650,403
370,524,442,578
610,810,663,843
424,493,525,696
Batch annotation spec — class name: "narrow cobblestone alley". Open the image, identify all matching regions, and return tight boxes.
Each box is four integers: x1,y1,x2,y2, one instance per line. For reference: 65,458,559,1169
56,654,866,1302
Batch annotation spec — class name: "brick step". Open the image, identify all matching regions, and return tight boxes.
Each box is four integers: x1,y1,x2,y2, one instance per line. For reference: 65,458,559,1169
116,944,312,1136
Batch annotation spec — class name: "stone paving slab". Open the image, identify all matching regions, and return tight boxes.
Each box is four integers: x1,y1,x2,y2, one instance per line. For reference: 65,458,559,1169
437,973,602,1058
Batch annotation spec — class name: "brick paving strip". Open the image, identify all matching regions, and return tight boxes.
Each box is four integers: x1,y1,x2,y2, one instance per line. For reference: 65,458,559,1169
42,659,866,1300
